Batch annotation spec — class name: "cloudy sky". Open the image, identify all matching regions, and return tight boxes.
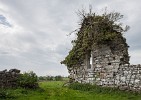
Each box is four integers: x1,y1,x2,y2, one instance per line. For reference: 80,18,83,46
0,0,141,76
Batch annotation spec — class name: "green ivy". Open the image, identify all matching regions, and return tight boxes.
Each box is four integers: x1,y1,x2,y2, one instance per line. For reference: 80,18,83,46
61,11,129,68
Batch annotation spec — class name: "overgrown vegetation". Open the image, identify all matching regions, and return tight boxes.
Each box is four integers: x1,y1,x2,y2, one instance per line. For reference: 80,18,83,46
0,89,16,99
17,71,39,89
61,8,130,68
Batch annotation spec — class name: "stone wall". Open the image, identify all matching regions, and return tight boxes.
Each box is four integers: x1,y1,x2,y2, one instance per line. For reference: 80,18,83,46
69,64,141,92
68,46,141,92
0,69,20,88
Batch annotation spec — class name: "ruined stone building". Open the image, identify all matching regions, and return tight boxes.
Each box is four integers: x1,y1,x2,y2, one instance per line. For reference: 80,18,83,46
0,69,20,88
62,11,141,92
68,44,141,92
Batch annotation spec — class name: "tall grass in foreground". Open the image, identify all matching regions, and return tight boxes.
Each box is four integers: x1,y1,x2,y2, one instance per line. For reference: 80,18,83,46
68,82,141,100
0,81,141,100
69,82,127,93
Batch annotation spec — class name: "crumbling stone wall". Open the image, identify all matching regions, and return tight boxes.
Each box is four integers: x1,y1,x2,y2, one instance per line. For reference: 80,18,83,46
68,45,141,92
0,69,20,88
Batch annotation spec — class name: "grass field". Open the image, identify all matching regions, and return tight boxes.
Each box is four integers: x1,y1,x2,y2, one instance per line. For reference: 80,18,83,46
0,81,141,100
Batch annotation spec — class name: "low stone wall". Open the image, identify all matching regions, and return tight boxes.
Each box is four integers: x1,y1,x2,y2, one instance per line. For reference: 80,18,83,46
0,69,20,88
69,64,141,92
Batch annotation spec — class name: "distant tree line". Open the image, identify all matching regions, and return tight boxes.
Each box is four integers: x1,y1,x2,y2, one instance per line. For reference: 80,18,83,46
38,75,68,81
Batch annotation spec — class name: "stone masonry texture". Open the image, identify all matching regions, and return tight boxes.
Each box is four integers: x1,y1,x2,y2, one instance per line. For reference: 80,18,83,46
68,45,141,92
0,69,20,88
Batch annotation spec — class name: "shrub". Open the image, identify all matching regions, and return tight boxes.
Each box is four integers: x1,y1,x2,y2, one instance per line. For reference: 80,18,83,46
0,89,15,99
17,71,39,89
38,76,54,81
38,76,46,81
46,76,54,81
54,75,63,81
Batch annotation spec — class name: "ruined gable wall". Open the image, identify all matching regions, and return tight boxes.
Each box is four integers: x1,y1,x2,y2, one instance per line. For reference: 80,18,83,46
68,46,141,92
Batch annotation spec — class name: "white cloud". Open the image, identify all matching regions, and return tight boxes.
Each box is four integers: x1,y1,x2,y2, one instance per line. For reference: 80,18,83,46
0,0,140,76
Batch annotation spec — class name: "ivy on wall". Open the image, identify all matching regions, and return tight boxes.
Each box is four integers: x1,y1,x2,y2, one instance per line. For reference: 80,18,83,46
61,10,129,68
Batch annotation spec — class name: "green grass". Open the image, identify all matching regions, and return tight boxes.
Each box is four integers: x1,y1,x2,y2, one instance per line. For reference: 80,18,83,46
0,81,141,100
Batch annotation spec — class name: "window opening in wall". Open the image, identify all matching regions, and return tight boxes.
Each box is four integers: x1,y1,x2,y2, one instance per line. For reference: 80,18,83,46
90,56,92,65
108,63,111,65
88,54,92,69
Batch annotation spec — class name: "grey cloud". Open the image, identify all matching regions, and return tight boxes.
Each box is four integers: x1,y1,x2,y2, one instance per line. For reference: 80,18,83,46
0,0,140,76
0,51,9,55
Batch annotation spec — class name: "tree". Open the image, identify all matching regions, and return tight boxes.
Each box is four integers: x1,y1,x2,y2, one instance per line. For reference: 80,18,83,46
55,75,63,81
